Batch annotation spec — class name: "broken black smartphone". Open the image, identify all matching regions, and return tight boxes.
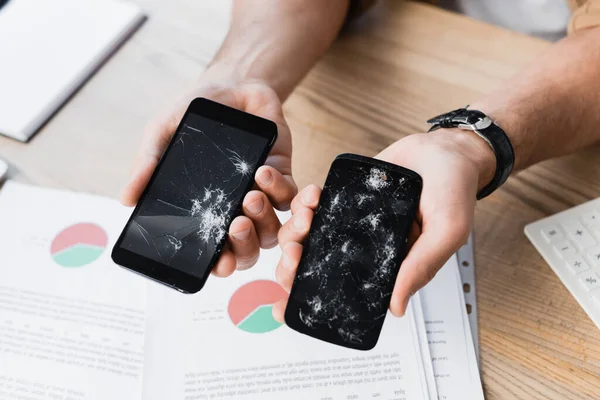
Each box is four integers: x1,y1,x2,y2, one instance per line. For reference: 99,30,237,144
285,154,422,350
111,98,277,293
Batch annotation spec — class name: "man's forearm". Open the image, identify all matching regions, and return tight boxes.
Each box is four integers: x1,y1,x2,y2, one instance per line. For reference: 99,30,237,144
470,27,600,181
208,0,350,101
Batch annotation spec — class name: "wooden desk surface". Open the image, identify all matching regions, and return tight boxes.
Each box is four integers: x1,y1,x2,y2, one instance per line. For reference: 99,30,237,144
2,1,599,398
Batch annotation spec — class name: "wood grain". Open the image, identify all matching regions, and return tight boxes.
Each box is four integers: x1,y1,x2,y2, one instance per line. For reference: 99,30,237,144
1,0,599,398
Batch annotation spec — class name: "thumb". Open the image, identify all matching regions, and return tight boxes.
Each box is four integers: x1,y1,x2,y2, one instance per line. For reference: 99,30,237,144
389,209,472,317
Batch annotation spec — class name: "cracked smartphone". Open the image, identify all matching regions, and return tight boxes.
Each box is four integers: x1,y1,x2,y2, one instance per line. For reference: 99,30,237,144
112,98,277,293
285,154,422,350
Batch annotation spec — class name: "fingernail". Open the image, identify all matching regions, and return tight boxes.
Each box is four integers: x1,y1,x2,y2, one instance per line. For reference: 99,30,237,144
231,228,251,241
257,169,273,186
246,197,264,214
293,215,307,230
302,189,315,205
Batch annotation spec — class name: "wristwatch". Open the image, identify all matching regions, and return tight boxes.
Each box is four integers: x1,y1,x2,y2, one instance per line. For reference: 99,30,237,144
426,107,515,199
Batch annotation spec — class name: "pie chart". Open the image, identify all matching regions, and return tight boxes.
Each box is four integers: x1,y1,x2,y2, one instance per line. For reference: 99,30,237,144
228,280,287,334
51,223,108,267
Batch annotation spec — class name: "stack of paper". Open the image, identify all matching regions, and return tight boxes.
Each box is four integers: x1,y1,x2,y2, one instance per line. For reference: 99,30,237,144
0,182,483,399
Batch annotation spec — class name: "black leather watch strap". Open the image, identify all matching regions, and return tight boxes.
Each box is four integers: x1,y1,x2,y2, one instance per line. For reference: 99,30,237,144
427,108,515,200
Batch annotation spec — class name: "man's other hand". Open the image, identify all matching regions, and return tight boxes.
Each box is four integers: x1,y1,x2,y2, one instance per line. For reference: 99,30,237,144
273,130,495,320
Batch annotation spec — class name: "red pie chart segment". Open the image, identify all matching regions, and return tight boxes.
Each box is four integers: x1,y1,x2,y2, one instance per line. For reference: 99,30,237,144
51,223,108,253
228,280,287,333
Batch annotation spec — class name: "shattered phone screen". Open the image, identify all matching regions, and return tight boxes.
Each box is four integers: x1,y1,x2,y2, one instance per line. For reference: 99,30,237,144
115,100,274,290
285,154,422,350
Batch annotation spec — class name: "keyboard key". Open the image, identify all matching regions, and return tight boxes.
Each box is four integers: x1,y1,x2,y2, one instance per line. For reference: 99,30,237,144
593,291,600,307
586,246,600,267
561,220,597,249
582,211,600,227
578,271,600,291
541,225,563,243
553,240,577,259
565,256,589,274
589,226,600,241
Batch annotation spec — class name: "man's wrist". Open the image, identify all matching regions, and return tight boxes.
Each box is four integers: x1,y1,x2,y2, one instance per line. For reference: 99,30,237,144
203,56,288,102
431,128,497,193
204,0,350,102
200,59,278,95
203,59,251,84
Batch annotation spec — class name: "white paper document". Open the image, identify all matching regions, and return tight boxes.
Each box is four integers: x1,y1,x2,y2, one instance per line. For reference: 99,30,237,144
411,293,438,400
0,182,444,400
420,257,484,400
143,246,435,400
0,182,146,399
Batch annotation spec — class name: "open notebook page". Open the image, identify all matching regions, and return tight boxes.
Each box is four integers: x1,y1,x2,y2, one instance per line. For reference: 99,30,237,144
0,182,146,400
142,244,435,400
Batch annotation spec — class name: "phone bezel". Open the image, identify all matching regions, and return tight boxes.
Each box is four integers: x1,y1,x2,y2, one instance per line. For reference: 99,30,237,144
284,153,422,350
111,98,277,294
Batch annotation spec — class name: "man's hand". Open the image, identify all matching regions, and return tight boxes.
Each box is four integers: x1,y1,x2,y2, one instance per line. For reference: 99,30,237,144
272,130,495,320
120,71,297,277
119,0,353,278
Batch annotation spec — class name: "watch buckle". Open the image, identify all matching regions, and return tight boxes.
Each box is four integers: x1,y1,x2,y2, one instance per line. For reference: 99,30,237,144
458,116,493,131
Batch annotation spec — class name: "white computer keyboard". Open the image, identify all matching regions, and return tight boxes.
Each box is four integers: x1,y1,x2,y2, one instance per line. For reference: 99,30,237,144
525,198,600,329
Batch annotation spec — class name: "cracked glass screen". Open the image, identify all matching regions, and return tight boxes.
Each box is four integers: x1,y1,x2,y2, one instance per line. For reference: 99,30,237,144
119,112,270,279
286,156,422,350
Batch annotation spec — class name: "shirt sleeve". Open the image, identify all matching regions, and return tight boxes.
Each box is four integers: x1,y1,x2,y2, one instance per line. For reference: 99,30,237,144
569,0,600,34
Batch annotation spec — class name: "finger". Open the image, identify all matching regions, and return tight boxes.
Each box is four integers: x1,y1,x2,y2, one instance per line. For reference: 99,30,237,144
290,184,321,214
121,114,182,206
255,166,298,211
228,216,260,270
389,214,471,317
272,297,288,324
211,248,237,278
242,191,281,249
407,221,421,248
120,159,159,206
277,207,314,249
275,242,304,292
